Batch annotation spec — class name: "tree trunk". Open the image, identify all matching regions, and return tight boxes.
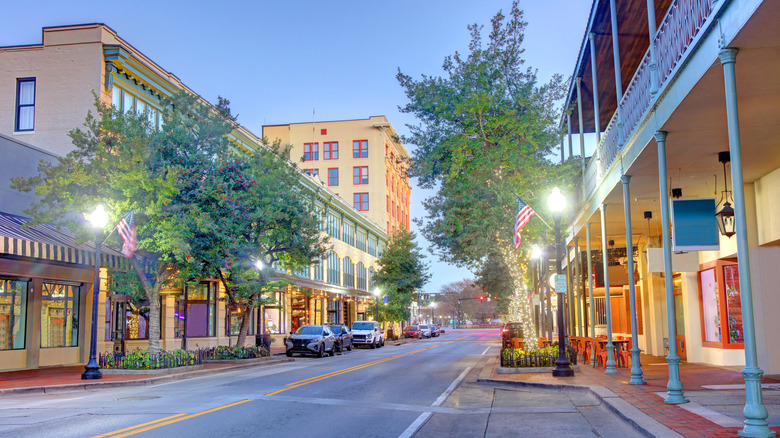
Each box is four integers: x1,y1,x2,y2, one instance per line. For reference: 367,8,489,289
147,288,162,354
235,296,254,347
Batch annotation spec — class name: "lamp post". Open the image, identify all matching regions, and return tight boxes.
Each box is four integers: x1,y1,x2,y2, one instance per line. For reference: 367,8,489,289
549,188,574,377
82,205,108,380
431,302,437,325
373,288,381,322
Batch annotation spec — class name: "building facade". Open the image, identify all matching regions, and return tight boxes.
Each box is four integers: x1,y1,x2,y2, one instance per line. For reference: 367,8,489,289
552,0,780,383
263,117,411,235
0,24,388,371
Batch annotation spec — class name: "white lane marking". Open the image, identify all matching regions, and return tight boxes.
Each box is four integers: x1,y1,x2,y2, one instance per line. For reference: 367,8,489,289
481,346,490,356
399,366,473,438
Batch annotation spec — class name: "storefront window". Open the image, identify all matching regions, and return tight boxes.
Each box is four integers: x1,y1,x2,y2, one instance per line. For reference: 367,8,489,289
125,301,149,340
699,262,744,347
264,307,282,334
186,282,216,337
723,265,743,344
0,279,27,350
227,305,255,336
700,268,720,342
41,282,80,348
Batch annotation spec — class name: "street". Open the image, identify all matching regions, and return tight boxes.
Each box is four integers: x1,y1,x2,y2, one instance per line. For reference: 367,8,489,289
0,329,640,438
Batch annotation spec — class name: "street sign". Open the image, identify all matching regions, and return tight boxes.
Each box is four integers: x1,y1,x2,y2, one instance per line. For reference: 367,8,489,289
555,274,567,293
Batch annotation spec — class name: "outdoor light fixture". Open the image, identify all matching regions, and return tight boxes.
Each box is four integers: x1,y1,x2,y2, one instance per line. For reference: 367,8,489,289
671,188,682,199
531,245,542,259
255,260,265,270
715,151,735,238
82,205,109,380
547,187,566,213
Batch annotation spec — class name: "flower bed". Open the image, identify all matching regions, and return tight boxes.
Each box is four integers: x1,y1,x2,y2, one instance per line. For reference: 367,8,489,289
199,345,269,360
501,344,577,367
100,349,199,370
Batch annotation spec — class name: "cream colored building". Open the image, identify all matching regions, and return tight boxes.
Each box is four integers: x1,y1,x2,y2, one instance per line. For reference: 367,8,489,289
263,117,411,235
0,24,388,371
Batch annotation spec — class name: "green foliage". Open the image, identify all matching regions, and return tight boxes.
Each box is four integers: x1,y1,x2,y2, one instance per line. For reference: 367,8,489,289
373,229,431,323
475,250,514,313
203,345,268,360
500,344,575,367
397,1,576,268
103,349,196,369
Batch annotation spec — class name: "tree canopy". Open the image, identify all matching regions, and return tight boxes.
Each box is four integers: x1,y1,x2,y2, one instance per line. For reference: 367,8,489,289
372,229,430,323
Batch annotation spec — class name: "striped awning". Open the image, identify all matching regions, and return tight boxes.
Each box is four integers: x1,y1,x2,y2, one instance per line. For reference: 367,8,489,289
0,212,127,269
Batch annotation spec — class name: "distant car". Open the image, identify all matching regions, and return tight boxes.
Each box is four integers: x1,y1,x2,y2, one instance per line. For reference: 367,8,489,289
419,324,432,338
285,325,336,357
430,324,439,337
403,325,422,339
328,324,353,352
501,322,524,349
351,321,384,348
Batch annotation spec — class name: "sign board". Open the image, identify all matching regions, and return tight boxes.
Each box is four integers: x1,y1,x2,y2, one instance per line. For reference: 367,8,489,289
555,274,567,294
671,198,719,251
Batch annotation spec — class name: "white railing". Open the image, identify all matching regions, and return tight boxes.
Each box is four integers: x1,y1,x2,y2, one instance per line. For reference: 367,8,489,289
580,0,715,202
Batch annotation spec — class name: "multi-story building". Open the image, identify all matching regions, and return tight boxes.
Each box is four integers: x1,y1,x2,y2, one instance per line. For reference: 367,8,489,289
0,23,388,371
263,117,411,235
553,0,779,432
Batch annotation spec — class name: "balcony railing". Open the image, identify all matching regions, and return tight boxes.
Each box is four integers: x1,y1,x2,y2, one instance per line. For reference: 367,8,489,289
581,0,715,200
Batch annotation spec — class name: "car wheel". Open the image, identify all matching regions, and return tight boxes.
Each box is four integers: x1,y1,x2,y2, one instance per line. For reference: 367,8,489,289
335,341,342,353
328,345,335,356
317,344,324,358
346,341,352,351
286,352,293,357
370,340,376,349
380,338,385,347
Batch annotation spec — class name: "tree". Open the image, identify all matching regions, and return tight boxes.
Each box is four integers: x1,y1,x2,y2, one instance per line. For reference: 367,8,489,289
475,250,515,313
372,229,430,324
438,280,495,324
397,1,576,344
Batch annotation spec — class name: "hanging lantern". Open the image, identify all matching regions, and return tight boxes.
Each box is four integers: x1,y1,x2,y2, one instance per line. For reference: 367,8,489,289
715,151,735,238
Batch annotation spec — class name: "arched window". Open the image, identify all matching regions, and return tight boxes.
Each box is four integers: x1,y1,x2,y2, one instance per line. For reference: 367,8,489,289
327,251,340,285
356,262,367,290
368,267,376,290
343,257,355,288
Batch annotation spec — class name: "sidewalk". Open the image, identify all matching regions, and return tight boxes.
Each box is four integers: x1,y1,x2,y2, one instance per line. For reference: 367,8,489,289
479,353,780,438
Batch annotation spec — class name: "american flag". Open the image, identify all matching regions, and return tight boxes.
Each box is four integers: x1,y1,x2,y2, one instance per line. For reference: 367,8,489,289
513,196,536,249
117,210,137,258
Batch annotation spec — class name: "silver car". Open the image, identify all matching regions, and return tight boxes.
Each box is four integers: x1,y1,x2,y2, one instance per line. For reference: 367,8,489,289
285,325,336,357
419,324,432,338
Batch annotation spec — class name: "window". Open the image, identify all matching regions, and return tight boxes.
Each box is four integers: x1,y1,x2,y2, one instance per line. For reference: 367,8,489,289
15,78,36,131
343,258,355,288
295,265,310,278
226,305,255,336
327,251,340,285
327,212,340,239
124,301,150,340
368,236,377,256
354,166,368,185
314,203,325,231
186,281,217,337
0,279,28,350
41,282,80,348
354,193,369,211
356,263,367,290
386,196,390,212
304,143,319,161
328,168,339,186
313,258,324,281
368,267,376,290
353,140,368,158
699,261,744,347
324,142,339,160
304,169,319,178
378,242,386,257
342,220,355,246
356,228,367,251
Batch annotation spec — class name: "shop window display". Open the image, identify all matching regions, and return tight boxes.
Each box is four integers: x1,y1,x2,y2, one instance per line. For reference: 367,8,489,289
0,279,27,350
41,282,80,348
699,261,744,347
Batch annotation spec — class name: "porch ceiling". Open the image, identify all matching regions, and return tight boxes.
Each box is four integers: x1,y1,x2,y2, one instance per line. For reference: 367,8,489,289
573,0,780,250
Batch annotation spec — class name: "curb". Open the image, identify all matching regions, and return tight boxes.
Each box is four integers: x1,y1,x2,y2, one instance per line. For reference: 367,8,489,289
476,361,684,438
0,357,295,396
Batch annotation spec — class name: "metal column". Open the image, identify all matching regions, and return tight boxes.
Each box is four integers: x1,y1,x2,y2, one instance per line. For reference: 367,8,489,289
588,33,602,144
655,131,688,404
576,78,586,176
586,223,596,365
719,48,774,437
600,205,617,374
609,0,625,145
574,236,584,337
567,114,574,159
645,0,660,95
621,175,646,385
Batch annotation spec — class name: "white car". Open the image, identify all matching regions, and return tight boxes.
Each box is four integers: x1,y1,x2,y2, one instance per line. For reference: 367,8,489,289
419,324,432,338
351,321,385,348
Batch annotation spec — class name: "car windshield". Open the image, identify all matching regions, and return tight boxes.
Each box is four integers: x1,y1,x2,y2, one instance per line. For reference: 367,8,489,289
352,322,375,330
294,326,323,335
406,326,419,330
420,325,429,329
328,325,343,332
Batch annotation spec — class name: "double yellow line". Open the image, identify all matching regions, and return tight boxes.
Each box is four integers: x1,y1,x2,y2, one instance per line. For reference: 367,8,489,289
94,335,471,437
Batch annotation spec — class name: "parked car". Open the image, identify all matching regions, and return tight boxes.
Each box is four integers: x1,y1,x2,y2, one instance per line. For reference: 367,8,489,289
501,322,524,349
419,324,432,338
403,325,422,339
351,321,384,348
285,325,336,357
430,324,440,337
328,324,353,352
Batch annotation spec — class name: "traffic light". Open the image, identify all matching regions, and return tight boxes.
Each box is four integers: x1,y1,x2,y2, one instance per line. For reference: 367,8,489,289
478,295,485,303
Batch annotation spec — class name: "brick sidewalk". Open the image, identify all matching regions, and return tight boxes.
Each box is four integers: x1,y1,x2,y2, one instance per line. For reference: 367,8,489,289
487,353,780,438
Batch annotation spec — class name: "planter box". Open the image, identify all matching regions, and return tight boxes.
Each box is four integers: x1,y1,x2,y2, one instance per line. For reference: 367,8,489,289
204,357,270,364
498,365,581,374
100,364,204,375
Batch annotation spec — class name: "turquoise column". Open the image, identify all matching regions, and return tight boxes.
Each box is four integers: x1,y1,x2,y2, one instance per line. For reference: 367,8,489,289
576,77,586,176
719,48,775,438
588,33,602,144
621,175,645,385
645,0,660,94
609,0,624,145
586,223,596,365
600,205,617,374
567,114,574,159
654,131,688,404
574,237,584,337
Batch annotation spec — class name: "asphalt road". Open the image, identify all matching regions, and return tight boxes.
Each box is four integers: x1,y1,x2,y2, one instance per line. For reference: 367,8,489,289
0,328,641,437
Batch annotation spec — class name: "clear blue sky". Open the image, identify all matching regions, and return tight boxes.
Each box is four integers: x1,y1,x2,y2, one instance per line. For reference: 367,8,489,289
1,0,591,294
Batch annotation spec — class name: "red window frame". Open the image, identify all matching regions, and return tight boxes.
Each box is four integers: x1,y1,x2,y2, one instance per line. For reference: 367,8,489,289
304,143,319,161
327,168,339,186
354,193,369,211
353,166,368,185
353,140,368,158
324,141,339,160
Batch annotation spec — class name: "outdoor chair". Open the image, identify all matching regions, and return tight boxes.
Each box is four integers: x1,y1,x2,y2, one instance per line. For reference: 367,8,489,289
619,336,632,368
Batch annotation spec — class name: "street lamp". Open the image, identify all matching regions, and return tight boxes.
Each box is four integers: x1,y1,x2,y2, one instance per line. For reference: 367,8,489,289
548,188,574,377
82,205,108,380
431,302,437,324
373,288,381,322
